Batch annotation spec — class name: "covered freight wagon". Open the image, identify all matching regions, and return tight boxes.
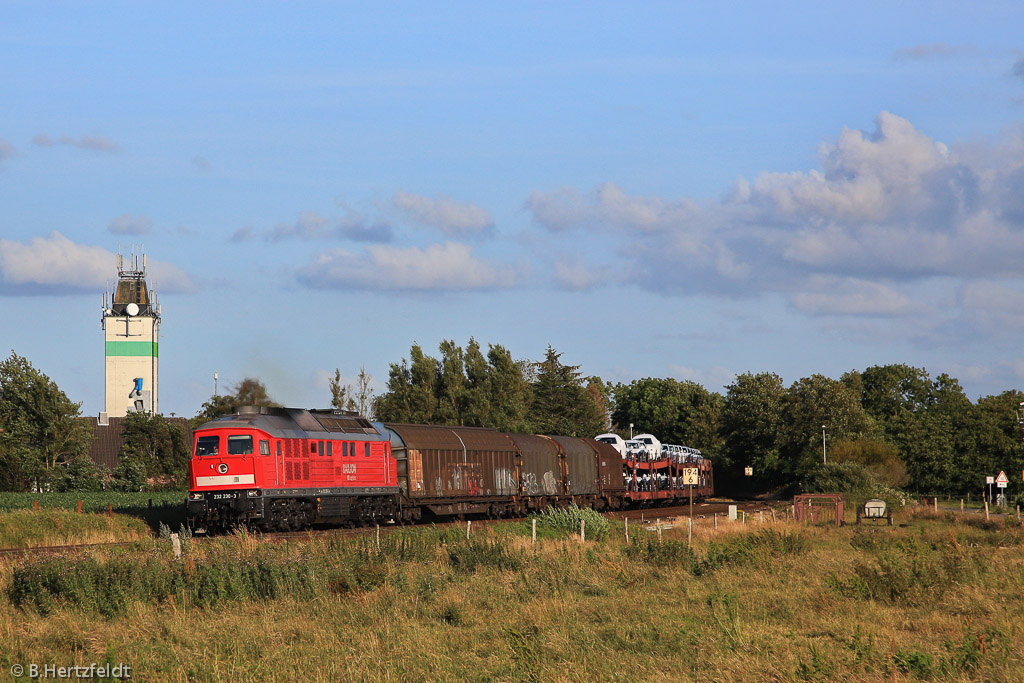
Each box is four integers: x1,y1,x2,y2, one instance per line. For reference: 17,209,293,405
383,423,518,518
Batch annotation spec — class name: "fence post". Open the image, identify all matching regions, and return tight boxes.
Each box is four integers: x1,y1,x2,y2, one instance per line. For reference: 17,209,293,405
656,518,662,542
760,510,764,524
108,503,113,518
961,499,964,512
714,512,718,530
688,517,692,545
171,533,182,559
77,500,82,514
532,518,537,547
624,517,629,543
934,497,938,512
33,500,38,511
376,524,381,550
771,509,776,523
466,520,471,539
580,519,585,543
985,501,990,521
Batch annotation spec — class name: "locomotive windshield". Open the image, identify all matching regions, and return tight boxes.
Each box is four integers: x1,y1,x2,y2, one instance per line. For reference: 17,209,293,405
195,435,219,456
227,435,254,455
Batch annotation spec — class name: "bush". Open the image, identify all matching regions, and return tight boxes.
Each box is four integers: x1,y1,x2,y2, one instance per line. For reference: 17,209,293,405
533,504,610,540
800,461,873,499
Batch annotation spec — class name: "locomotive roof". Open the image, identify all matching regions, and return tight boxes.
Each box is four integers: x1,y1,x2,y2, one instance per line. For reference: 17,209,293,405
196,406,389,441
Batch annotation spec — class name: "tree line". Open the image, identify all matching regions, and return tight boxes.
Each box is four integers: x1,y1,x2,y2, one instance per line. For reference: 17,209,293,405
3,343,1023,498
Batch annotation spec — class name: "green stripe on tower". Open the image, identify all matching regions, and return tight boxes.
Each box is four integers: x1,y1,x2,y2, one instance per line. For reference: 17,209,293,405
105,341,158,357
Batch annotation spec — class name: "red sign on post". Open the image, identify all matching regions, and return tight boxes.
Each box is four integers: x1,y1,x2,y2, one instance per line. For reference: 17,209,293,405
996,471,1009,484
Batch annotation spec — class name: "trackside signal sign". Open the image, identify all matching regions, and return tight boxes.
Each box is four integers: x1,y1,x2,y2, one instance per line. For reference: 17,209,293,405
996,471,1009,489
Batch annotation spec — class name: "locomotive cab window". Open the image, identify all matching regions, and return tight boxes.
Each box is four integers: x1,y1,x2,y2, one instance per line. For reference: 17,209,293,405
260,440,270,456
310,442,317,454
196,436,219,456
326,441,333,456
365,443,371,458
227,435,254,455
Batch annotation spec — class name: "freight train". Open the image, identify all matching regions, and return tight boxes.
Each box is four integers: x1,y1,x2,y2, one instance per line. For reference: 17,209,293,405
186,406,713,531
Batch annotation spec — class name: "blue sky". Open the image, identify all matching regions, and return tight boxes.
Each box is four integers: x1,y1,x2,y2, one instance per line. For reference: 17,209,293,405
2,2,1024,417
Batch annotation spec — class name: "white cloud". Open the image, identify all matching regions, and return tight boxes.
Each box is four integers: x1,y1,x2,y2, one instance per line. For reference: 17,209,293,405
33,133,119,152
525,112,1024,316
527,182,696,232
299,241,521,292
238,210,393,244
791,276,921,316
0,232,195,294
108,214,153,235
270,211,332,241
392,192,494,237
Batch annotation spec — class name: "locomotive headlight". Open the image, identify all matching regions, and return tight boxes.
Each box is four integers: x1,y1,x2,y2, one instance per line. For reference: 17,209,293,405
247,489,262,497
189,492,204,500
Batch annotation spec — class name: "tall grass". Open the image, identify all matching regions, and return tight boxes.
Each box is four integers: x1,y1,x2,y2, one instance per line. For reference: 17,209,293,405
0,509,152,548
1,511,1023,681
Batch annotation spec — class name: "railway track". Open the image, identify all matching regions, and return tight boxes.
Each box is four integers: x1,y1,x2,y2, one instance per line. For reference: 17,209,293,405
0,499,778,558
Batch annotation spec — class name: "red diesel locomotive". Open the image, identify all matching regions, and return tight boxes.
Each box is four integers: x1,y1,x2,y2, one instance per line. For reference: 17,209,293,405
186,406,714,531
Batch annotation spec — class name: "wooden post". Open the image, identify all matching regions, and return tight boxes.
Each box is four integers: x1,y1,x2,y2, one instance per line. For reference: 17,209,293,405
760,510,764,524
580,519,586,543
624,517,629,543
656,519,662,542
376,524,381,550
466,520,471,539
934,497,938,512
77,500,82,514
714,512,718,530
532,518,537,547
961,499,964,512
108,503,113,518
33,500,38,511
171,533,182,559
985,501,990,521
688,516,692,545
771,509,776,523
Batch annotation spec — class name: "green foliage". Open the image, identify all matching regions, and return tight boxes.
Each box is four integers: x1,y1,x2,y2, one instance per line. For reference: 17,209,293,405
375,341,602,436
111,455,148,491
446,538,525,572
779,374,876,486
528,346,606,436
719,372,786,487
54,455,105,492
799,461,873,498
829,437,908,488
533,503,611,540
612,376,723,455
0,351,92,490
118,411,191,484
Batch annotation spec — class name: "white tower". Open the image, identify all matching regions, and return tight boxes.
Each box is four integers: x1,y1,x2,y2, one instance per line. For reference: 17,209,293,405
101,250,160,417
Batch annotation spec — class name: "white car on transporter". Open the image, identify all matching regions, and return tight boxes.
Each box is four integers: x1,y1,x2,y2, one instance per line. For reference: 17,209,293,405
632,433,662,460
594,433,627,458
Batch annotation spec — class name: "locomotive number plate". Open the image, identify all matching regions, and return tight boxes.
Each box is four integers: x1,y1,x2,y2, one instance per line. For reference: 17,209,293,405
342,463,357,474
212,492,238,500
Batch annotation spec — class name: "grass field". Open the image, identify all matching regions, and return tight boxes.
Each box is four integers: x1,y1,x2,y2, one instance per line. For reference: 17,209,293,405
0,507,1022,682
0,492,187,533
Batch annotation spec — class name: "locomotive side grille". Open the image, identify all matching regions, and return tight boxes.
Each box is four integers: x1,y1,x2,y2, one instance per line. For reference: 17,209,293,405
303,462,310,480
